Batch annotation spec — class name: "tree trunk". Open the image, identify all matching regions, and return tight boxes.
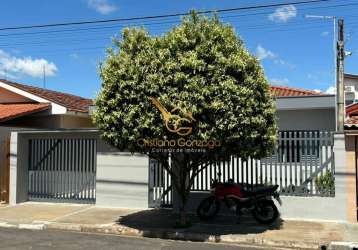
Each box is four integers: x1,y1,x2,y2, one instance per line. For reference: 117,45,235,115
179,201,188,226
172,152,191,227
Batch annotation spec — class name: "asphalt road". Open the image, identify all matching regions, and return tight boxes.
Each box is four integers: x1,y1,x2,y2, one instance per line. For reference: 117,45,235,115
0,228,296,250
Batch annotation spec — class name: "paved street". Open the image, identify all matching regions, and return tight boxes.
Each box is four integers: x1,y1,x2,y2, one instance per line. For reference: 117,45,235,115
0,228,295,250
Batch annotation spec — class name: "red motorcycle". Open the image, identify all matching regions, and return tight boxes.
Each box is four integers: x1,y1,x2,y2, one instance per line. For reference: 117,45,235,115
197,176,282,224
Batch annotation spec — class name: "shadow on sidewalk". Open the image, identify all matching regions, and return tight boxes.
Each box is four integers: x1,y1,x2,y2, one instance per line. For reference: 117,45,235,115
116,209,283,240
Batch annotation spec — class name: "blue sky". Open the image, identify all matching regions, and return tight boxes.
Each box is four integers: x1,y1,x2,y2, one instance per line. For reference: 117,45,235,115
0,0,357,98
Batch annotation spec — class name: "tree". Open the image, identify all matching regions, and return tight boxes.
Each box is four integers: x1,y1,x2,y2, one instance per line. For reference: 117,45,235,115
93,12,277,227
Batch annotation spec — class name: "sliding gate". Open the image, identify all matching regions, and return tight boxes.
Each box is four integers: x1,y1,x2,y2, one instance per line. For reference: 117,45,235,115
28,138,97,203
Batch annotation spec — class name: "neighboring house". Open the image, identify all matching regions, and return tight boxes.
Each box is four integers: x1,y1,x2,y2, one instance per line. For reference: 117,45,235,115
344,73,358,105
270,85,335,131
345,102,358,128
0,79,93,129
0,79,94,204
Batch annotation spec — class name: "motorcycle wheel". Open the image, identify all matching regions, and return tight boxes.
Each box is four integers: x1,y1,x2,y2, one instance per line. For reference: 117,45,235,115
252,200,279,224
197,196,220,220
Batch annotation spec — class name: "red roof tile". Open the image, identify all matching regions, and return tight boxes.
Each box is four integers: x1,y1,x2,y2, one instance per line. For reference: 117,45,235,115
0,103,50,122
346,103,358,116
270,85,322,97
345,116,358,128
0,79,93,113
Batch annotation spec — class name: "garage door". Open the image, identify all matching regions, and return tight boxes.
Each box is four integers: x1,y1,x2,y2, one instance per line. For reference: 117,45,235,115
28,138,97,203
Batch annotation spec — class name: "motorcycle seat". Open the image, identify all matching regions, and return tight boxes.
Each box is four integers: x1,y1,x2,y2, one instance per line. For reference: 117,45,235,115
223,182,239,188
242,185,279,196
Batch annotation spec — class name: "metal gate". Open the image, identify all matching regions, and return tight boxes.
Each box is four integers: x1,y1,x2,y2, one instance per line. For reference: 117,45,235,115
149,130,335,208
28,138,97,203
0,138,10,204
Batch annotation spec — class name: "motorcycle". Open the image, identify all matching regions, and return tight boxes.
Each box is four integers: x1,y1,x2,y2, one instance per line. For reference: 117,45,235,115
197,175,282,224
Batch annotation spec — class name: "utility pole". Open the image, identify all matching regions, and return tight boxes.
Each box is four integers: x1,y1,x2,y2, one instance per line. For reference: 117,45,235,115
336,18,345,132
43,65,46,89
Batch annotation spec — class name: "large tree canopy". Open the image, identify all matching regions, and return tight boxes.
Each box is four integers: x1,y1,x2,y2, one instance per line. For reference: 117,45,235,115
94,13,277,159
93,12,277,226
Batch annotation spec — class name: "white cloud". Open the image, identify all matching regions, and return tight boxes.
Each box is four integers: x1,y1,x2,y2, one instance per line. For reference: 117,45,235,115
325,86,336,94
87,0,117,15
255,45,295,69
256,45,276,60
268,5,297,23
321,31,329,37
270,78,289,85
0,50,57,79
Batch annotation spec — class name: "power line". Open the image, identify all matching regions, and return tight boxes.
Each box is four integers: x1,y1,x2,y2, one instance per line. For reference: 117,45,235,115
0,0,333,31
0,0,354,43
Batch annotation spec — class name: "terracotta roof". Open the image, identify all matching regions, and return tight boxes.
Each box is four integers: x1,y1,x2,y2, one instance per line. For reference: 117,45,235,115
0,79,93,113
345,116,358,128
346,103,358,116
270,85,322,97
0,103,50,122
344,73,358,80
344,103,358,128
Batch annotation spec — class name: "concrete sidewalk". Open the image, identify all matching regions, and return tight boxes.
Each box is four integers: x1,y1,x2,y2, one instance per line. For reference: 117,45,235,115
0,202,357,249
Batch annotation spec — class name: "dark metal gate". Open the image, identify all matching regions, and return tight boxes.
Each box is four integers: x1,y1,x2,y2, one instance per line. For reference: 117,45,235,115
28,138,97,203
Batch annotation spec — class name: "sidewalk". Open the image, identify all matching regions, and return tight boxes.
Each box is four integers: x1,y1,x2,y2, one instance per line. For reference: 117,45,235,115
0,202,357,249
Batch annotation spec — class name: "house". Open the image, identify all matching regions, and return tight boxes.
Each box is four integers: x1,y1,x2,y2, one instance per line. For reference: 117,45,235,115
0,79,93,130
270,85,335,131
7,80,355,223
0,79,94,204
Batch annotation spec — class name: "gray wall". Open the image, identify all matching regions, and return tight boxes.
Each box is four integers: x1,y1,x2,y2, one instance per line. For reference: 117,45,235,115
277,108,335,131
10,132,30,204
95,140,149,208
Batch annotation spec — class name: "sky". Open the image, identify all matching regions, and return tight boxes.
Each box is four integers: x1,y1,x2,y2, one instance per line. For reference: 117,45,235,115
0,0,357,99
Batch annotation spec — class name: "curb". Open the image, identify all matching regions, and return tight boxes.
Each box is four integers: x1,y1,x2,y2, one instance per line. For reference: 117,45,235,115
44,222,322,249
329,241,358,250
0,221,327,249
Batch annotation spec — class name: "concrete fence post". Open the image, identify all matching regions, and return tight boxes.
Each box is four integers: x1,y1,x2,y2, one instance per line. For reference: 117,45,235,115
339,133,358,222
333,133,349,221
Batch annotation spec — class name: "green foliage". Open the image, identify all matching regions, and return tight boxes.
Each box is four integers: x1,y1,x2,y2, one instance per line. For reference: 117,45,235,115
93,12,277,159
315,170,335,195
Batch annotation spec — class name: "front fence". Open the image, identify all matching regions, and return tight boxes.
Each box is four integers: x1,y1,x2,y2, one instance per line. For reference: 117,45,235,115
28,138,97,203
149,131,335,208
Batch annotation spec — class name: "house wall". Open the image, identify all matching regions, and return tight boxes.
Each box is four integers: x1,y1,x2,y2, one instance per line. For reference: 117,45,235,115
345,76,358,90
277,108,335,131
60,115,94,128
2,114,93,129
